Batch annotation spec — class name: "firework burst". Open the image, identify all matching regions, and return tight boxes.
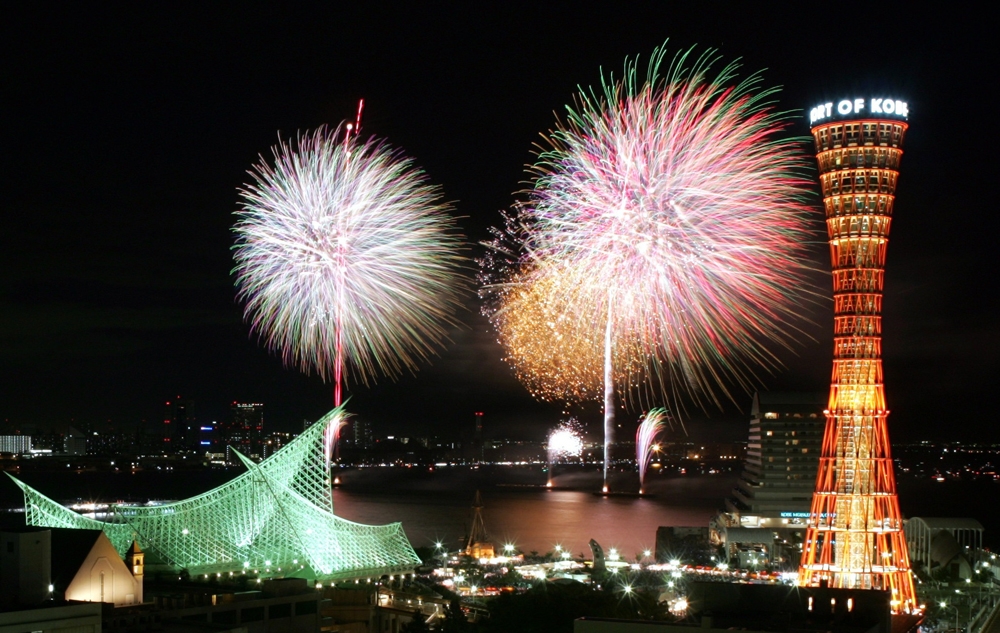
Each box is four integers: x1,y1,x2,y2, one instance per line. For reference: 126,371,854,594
234,125,466,402
546,419,585,487
484,45,815,490
491,263,648,402
636,409,670,494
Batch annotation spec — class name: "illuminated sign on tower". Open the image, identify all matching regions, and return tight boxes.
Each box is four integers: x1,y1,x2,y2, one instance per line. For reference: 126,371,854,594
797,97,918,615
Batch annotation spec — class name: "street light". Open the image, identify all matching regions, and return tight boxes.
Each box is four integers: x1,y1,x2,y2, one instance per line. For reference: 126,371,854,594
940,601,959,633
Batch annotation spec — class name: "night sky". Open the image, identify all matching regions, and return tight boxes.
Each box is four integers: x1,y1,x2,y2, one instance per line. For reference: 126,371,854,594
2,4,995,443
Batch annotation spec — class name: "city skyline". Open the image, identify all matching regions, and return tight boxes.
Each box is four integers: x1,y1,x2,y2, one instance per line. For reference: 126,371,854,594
2,4,994,443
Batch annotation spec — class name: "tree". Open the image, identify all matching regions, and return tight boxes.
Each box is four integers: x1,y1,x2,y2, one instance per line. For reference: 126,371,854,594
441,598,469,633
412,546,437,565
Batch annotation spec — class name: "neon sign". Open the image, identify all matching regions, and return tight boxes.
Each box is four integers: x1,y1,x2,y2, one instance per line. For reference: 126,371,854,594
809,98,909,125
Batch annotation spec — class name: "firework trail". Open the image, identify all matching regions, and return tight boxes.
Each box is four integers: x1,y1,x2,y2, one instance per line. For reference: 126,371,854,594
323,409,350,469
234,124,466,407
483,45,815,492
546,419,584,487
636,409,669,494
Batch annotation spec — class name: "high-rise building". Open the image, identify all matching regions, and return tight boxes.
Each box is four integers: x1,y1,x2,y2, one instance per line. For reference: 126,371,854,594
163,396,195,450
226,402,264,462
710,392,823,567
351,418,374,450
197,422,217,452
798,97,917,614
725,392,825,528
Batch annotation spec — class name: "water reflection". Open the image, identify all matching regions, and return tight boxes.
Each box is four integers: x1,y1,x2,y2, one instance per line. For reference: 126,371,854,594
332,469,733,558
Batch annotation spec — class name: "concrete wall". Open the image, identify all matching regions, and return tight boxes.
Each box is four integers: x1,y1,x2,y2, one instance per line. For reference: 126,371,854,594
0,602,102,633
0,530,52,607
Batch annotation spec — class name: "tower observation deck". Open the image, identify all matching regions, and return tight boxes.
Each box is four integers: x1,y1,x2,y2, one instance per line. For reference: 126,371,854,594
797,97,918,615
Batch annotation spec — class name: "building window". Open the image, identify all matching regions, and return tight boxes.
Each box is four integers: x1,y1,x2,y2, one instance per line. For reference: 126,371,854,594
891,125,902,146
878,124,892,145
862,123,876,145
845,124,860,145
830,125,843,147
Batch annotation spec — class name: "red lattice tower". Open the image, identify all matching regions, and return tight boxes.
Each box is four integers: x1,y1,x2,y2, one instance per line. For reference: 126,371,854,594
798,101,918,615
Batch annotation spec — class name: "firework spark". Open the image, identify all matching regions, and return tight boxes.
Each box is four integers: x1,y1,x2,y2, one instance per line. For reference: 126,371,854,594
546,419,584,487
234,125,466,402
484,45,815,491
636,409,670,494
492,264,648,403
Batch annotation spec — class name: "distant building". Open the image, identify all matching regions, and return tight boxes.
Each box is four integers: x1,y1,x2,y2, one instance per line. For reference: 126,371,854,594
87,429,137,456
262,431,293,459
1,423,91,457
0,434,31,454
711,392,824,565
163,396,196,451
352,418,374,449
197,420,217,451
226,402,264,462
63,433,87,456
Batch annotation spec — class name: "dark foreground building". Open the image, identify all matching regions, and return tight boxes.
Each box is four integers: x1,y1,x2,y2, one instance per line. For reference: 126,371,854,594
577,581,920,633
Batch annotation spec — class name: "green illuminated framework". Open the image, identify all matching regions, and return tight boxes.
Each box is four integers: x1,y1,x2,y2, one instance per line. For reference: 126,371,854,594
9,408,420,580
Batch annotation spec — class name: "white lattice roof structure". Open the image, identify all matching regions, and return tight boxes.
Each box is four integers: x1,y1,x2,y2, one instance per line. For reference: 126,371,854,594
9,407,419,580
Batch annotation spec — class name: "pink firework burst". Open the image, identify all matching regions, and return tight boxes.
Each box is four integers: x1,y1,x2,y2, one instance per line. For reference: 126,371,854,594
486,45,817,490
